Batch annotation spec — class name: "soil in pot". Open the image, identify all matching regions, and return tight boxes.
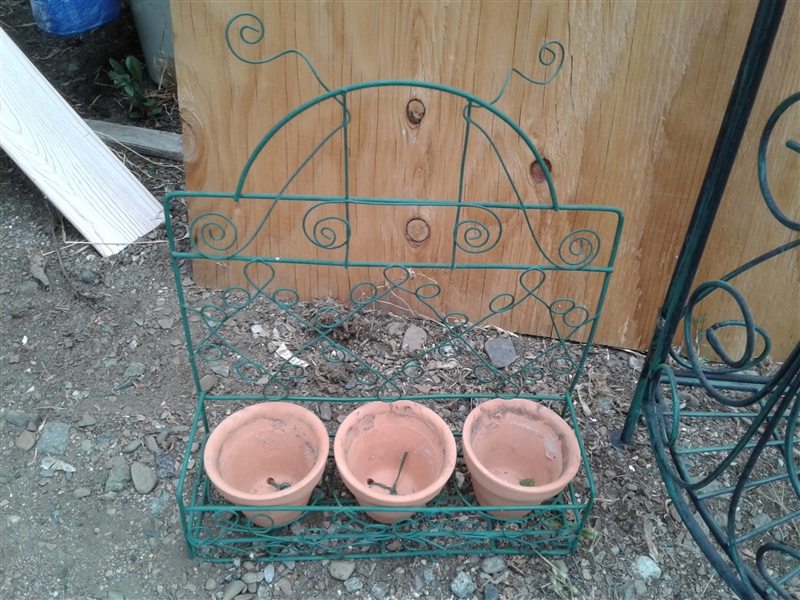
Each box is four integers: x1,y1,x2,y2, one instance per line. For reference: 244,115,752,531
334,401,456,524
203,402,329,527
462,398,581,519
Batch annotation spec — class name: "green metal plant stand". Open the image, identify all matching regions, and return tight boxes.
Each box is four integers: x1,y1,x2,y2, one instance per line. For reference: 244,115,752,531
614,1,799,598
166,13,623,562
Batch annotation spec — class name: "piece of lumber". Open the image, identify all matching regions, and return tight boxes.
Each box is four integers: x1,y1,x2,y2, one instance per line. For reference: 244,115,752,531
86,119,183,162
0,28,164,257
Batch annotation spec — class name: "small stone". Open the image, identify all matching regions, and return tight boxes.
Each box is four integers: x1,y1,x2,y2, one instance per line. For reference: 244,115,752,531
4,409,37,428
634,555,661,580
144,435,160,453
483,582,500,600
157,317,174,329
480,556,506,575
634,579,647,595
329,560,356,581
77,414,97,427
98,492,117,501
72,487,91,499
749,513,771,529
154,453,176,479
484,338,517,368
105,455,131,492
387,322,405,336
595,394,615,414
242,572,263,584
319,404,332,421
15,430,36,451
344,378,357,391
422,568,435,583
36,421,70,455
122,439,141,453
80,270,96,284
401,325,427,352
413,574,423,592
276,578,293,596
450,571,476,598
222,580,246,600
199,375,216,392
205,577,217,591
124,363,145,379
371,582,389,599
131,462,157,494
622,580,637,600
344,577,363,592
211,365,230,378
386,539,402,552
263,564,276,583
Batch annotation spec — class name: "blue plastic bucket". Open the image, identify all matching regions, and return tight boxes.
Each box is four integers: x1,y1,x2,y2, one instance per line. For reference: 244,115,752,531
31,0,121,36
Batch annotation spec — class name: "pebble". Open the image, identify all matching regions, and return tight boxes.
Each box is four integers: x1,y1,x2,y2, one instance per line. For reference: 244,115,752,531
484,582,500,600
401,325,427,352
36,421,70,455
222,580,246,600
480,556,506,575
371,582,389,599
77,414,97,427
144,435,160,453
4,409,37,428
344,577,363,592
124,362,146,379
199,374,216,392
387,321,405,336
105,455,131,492
205,577,217,591
157,317,174,329
634,579,647,595
328,560,356,581
450,571,476,598
422,568,435,583
72,487,91,499
595,394,615,414
122,439,141,453
154,453,176,479
276,578,293,596
484,338,517,368
319,403,332,421
263,564,275,583
15,430,36,451
131,462,158,494
242,572,263,584
80,270,96,284
148,490,170,515
212,365,230,378
634,555,661,580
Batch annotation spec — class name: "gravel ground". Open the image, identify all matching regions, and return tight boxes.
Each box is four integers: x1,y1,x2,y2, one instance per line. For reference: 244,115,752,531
0,2,774,599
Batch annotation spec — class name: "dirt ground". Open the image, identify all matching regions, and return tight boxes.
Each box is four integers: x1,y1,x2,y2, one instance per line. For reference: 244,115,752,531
0,2,770,599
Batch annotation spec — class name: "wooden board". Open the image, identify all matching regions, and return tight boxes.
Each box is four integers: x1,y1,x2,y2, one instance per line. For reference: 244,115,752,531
86,119,183,162
171,2,799,359
0,28,164,257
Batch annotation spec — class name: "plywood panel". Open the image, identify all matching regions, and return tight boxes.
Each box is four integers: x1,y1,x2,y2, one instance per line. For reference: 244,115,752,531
171,1,799,359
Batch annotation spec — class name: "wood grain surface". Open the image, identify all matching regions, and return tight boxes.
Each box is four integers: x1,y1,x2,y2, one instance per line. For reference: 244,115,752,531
171,2,799,359
0,29,164,257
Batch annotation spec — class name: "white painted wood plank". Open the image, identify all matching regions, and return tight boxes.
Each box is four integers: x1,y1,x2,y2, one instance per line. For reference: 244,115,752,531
0,28,164,257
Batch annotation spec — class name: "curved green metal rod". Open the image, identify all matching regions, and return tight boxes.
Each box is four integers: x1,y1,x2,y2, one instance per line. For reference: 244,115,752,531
225,13,332,93
488,40,565,105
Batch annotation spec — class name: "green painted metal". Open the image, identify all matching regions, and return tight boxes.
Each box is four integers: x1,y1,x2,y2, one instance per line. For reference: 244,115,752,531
168,13,622,561
615,1,799,597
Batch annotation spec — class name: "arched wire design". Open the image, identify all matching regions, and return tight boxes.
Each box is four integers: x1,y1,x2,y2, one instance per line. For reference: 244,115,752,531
616,1,798,597
167,13,624,562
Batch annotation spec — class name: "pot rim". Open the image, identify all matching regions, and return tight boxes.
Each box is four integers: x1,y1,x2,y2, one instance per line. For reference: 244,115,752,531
203,401,330,503
333,400,457,506
462,398,581,497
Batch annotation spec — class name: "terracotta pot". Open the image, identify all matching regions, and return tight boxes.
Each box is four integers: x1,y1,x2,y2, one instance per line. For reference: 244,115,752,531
334,401,457,524
203,402,329,527
462,398,581,519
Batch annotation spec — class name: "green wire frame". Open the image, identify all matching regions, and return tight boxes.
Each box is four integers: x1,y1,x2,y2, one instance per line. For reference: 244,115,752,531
167,14,624,562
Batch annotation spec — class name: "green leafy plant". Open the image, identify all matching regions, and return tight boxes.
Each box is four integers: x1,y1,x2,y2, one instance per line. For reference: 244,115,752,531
108,56,162,119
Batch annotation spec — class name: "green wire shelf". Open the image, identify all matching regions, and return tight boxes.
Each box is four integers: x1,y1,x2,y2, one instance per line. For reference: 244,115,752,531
167,12,623,561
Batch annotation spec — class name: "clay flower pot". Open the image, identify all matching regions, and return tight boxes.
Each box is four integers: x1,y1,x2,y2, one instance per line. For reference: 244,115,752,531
334,401,457,524
203,402,329,527
462,398,581,519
